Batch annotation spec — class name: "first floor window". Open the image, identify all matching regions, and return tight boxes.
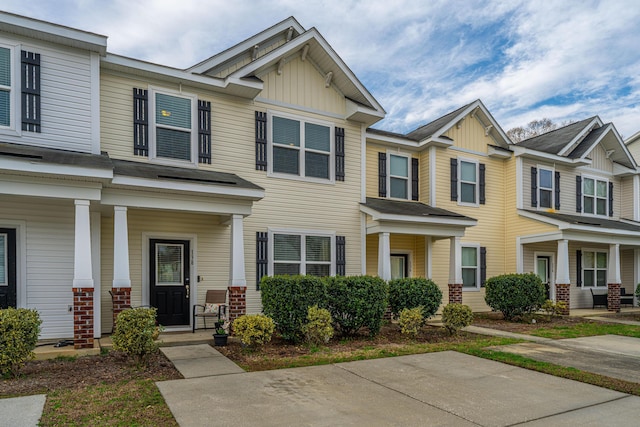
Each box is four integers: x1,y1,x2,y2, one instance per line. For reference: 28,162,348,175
582,250,607,287
0,46,12,128
583,177,608,216
461,246,478,288
273,233,332,276
151,89,197,163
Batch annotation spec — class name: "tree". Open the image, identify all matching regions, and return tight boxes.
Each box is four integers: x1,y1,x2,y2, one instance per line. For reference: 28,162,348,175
507,118,558,143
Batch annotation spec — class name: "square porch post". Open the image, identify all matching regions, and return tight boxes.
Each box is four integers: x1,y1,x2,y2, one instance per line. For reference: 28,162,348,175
555,239,570,315
228,214,247,322
73,200,94,349
448,236,463,304
607,243,621,313
378,232,391,281
112,206,132,329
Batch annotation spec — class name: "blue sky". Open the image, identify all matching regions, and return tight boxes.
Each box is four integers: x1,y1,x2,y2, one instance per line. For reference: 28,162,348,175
4,0,640,137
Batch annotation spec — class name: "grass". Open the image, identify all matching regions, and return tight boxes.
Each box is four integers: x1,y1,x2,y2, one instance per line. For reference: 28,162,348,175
530,322,640,339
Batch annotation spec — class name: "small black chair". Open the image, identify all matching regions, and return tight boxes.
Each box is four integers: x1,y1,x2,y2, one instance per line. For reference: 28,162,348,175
620,288,635,307
590,288,608,309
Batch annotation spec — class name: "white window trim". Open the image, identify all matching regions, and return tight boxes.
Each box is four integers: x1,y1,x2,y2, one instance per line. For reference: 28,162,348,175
148,86,199,168
386,150,412,200
581,174,609,217
267,228,336,276
0,41,20,135
267,110,335,184
537,165,555,210
458,157,479,207
581,248,608,289
461,243,481,291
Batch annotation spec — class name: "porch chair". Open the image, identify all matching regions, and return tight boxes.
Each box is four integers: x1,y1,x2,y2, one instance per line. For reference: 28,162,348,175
590,288,608,309
193,289,228,333
620,287,635,307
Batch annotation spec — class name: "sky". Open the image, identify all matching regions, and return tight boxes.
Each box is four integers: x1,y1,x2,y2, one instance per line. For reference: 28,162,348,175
4,0,640,138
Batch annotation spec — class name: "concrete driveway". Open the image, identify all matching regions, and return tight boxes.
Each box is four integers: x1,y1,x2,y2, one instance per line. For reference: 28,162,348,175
157,350,640,426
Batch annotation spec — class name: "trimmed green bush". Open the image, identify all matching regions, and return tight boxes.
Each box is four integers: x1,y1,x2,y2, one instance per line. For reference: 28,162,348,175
485,273,546,320
388,277,442,320
112,307,160,363
261,275,327,342
233,314,275,348
0,308,42,378
302,305,334,345
541,299,567,318
398,307,423,338
441,303,473,335
636,283,640,300
326,275,387,336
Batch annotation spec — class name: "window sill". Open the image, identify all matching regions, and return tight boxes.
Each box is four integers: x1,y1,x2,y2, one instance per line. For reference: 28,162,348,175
149,157,199,169
267,171,335,185
457,201,479,208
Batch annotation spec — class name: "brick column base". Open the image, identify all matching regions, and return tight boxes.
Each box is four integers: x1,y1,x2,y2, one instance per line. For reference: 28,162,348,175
448,283,463,304
555,283,570,315
227,286,246,323
608,283,621,313
111,287,131,331
73,287,94,349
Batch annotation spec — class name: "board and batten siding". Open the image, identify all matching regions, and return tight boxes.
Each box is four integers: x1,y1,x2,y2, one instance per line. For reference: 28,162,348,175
620,176,635,220
0,195,75,339
0,35,94,153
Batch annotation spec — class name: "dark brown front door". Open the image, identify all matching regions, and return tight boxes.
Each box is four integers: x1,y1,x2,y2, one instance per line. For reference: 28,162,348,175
0,228,17,309
150,239,190,326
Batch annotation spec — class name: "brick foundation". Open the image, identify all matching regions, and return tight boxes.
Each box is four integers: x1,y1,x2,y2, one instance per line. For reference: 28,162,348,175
608,283,621,313
111,287,132,330
227,286,246,323
73,287,94,349
555,283,570,315
448,283,463,304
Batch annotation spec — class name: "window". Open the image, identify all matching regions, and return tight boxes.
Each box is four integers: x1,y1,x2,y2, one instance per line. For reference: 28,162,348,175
272,233,332,276
538,168,553,208
0,45,14,129
389,154,409,199
582,250,607,287
391,254,408,280
583,177,608,216
461,246,479,288
459,160,477,204
150,89,197,164
270,113,333,181
155,243,184,285
0,233,6,286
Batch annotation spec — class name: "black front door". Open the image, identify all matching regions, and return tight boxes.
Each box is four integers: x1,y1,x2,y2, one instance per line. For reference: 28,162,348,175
0,228,17,309
149,239,190,326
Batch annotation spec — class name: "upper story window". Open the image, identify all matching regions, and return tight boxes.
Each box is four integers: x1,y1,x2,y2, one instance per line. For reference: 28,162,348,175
389,153,410,199
269,112,334,182
538,168,553,208
531,166,560,210
271,232,333,276
378,152,419,200
0,45,14,129
451,158,485,206
582,176,608,216
150,89,198,165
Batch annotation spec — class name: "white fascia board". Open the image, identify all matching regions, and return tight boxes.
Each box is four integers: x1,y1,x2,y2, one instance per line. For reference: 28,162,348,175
346,99,385,126
0,157,113,179
518,209,568,228
360,205,477,227
511,145,590,166
366,132,419,149
613,162,638,177
0,11,107,55
0,176,102,200
111,176,264,200
488,145,513,159
366,221,467,238
557,117,603,156
571,124,611,164
518,231,565,245
518,209,640,239
429,100,481,140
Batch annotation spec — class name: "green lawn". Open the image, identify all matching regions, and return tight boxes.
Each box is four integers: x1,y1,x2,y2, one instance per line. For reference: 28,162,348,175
530,322,640,339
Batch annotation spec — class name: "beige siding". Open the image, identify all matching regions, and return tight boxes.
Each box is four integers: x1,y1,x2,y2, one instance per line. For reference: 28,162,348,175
620,176,635,219
419,149,430,203
590,144,614,173
443,115,490,153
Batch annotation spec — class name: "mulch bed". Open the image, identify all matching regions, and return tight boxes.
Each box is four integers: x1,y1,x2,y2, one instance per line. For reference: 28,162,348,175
472,311,597,333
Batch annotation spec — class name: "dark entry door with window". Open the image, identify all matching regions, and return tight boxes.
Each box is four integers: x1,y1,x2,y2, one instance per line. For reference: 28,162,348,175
150,239,190,326
0,228,17,309
536,256,551,299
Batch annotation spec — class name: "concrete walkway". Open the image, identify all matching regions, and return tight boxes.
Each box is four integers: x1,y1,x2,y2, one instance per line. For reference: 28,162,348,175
0,394,46,427
160,344,244,378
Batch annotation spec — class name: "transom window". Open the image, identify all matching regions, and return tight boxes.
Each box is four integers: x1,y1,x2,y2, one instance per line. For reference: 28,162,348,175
538,168,553,209
461,246,479,288
272,233,332,276
459,160,477,204
0,45,13,128
150,89,197,164
582,250,607,287
583,177,608,216
270,113,333,181
389,154,409,199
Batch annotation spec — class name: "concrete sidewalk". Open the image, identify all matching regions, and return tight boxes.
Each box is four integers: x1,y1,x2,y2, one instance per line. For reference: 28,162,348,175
0,394,46,427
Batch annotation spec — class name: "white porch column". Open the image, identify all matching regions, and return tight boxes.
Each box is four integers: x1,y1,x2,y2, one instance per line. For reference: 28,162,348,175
608,243,621,284
112,206,131,287
73,200,94,288
378,232,391,281
229,214,246,287
448,236,462,285
555,239,570,285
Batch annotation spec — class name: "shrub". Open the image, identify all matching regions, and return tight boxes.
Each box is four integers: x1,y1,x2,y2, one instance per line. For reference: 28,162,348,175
233,314,275,348
398,307,423,338
441,303,473,335
0,308,41,378
302,306,334,345
326,275,387,336
541,300,567,318
261,275,327,342
484,273,546,320
388,277,442,320
112,307,160,363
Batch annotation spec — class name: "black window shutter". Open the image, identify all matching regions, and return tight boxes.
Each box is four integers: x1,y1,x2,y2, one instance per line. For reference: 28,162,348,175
198,100,211,164
480,246,487,287
21,51,41,133
531,167,538,207
450,158,458,201
411,158,419,201
256,232,268,290
378,152,387,197
479,163,486,205
255,111,267,170
555,171,561,210
576,250,582,286
133,88,149,156
609,182,614,217
576,176,582,213
335,127,345,181
336,236,346,276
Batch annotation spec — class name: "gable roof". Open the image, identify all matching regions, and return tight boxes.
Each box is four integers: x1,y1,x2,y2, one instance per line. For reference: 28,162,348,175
522,209,640,234
515,117,597,154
